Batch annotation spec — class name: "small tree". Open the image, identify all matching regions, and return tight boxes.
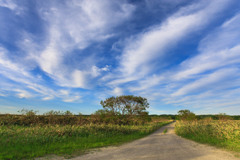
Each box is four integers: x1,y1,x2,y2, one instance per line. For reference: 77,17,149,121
216,113,232,121
43,110,62,116
177,109,196,121
64,110,73,116
100,95,149,116
18,109,38,116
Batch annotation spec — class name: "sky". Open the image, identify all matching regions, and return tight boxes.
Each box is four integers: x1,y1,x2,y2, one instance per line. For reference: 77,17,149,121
1,0,240,115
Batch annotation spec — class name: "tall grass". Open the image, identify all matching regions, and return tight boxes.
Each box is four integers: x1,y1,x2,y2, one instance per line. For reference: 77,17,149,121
0,121,171,160
0,114,152,126
175,119,240,152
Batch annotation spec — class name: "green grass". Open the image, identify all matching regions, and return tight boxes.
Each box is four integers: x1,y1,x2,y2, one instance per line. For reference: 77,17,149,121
175,120,240,152
0,121,171,160
163,129,167,134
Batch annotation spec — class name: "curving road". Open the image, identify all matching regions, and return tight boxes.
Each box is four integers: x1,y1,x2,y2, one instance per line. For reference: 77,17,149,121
38,122,239,160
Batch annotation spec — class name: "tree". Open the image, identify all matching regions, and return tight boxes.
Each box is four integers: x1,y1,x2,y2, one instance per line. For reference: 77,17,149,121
43,110,73,116
215,113,232,121
177,109,196,121
18,109,38,116
100,95,149,116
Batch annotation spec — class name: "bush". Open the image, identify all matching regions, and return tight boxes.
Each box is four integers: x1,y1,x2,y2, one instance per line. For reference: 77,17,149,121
212,113,233,121
91,110,151,125
177,109,197,121
94,95,152,125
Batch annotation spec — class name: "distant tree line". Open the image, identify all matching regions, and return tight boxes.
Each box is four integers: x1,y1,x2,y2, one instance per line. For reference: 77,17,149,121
0,95,152,126
1,95,239,126
149,113,240,120
175,109,238,121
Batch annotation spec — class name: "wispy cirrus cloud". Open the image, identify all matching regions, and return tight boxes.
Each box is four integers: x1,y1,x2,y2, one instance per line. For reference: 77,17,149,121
117,0,230,78
34,0,135,89
1,0,240,114
0,0,135,102
173,14,240,80
0,0,16,10
125,10,240,114
172,68,240,97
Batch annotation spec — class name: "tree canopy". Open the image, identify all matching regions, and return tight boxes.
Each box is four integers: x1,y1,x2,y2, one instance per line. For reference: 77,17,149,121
100,95,149,115
177,109,196,121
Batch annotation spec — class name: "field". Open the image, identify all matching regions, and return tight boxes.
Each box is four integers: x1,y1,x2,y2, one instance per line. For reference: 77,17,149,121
0,119,171,160
175,119,240,152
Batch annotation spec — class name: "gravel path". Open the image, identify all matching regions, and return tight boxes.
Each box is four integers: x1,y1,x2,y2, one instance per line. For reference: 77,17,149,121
37,122,239,160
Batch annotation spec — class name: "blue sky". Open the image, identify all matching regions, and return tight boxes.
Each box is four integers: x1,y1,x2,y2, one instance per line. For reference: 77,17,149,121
1,0,240,115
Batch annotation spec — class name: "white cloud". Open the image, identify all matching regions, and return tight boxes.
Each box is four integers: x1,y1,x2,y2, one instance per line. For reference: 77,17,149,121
129,75,165,92
158,13,240,111
119,10,240,113
0,46,83,102
63,96,81,102
0,0,134,99
15,89,32,98
173,13,240,80
91,65,109,77
118,0,230,78
0,0,16,10
1,0,240,115
42,97,54,100
0,93,6,97
0,47,32,77
34,0,135,88
2,106,19,109
71,70,88,88
173,45,240,80
113,87,123,96
172,68,240,97
59,90,69,95
39,45,62,75
107,76,139,86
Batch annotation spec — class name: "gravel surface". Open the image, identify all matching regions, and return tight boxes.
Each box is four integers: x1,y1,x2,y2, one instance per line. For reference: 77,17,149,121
37,122,240,160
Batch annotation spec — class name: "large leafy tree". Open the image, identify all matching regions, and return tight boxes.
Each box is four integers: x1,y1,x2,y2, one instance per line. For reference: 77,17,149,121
100,95,149,115
177,109,196,121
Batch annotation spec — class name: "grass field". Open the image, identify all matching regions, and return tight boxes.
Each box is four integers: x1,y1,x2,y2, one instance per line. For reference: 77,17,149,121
0,121,171,160
175,119,240,152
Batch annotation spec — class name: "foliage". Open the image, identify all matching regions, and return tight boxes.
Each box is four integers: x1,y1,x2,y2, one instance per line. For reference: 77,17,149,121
175,119,240,152
77,112,83,115
192,114,239,120
232,116,240,120
150,114,176,120
17,108,39,116
212,113,233,120
0,109,153,126
100,95,149,116
43,110,73,116
163,129,167,134
0,121,171,160
177,109,197,121
92,95,151,125
0,111,89,126
91,112,151,125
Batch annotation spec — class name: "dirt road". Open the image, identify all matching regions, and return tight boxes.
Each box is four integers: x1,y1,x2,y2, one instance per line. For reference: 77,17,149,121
38,122,239,160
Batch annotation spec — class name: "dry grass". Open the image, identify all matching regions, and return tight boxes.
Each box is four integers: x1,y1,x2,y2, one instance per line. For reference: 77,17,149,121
175,119,240,152
0,114,153,126
0,121,172,159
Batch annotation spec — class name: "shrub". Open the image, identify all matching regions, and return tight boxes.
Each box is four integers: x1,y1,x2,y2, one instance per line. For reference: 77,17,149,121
177,109,197,121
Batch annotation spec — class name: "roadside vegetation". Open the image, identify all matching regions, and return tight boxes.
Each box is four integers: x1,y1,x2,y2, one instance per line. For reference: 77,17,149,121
175,109,240,152
0,121,171,160
0,95,172,160
163,128,167,134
